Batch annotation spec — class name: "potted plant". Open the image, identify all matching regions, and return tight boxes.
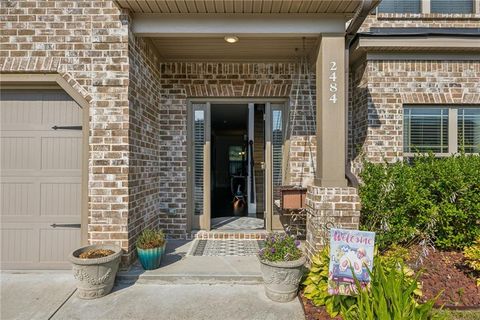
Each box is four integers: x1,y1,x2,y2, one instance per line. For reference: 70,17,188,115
258,233,306,302
69,244,122,299
136,228,166,270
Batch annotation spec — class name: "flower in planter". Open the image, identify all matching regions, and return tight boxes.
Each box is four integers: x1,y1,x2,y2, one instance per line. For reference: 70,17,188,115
258,232,306,302
259,232,303,262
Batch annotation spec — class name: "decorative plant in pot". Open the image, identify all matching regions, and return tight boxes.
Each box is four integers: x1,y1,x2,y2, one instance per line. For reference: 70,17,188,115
136,228,166,270
69,244,122,299
258,233,306,302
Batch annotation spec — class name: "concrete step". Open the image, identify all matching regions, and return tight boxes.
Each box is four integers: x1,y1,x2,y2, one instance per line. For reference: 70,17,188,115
116,240,264,285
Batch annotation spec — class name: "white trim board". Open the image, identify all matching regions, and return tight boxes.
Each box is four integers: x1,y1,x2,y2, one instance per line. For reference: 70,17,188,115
133,13,346,37
366,52,480,61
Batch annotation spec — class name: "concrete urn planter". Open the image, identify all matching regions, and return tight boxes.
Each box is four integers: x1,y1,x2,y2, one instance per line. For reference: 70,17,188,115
69,244,122,299
259,255,306,302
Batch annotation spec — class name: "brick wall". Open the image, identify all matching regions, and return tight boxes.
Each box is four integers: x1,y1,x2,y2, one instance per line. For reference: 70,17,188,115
157,62,317,236
127,19,165,262
305,186,360,262
0,1,163,265
349,60,480,174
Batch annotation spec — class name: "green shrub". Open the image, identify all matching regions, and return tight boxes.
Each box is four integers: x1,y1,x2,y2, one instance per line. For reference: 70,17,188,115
463,238,480,286
136,229,165,249
303,247,356,317
340,257,443,320
258,233,303,262
359,154,480,250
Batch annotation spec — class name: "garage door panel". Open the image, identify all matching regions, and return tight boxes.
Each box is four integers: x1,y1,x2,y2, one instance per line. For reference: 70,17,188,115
1,227,38,264
0,136,38,170
39,228,80,264
1,183,37,216
42,92,82,126
40,183,81,216
0,92,43,126
1,171,82,178
41,137,82,170
0,90,81,128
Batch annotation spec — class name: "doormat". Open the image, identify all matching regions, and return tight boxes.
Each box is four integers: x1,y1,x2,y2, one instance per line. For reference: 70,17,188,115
190,239,265,257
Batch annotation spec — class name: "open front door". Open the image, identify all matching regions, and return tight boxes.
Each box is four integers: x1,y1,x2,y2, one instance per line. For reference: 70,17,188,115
188,102,211,231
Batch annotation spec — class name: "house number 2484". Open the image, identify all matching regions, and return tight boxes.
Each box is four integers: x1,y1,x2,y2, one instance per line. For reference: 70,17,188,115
329,61,338,104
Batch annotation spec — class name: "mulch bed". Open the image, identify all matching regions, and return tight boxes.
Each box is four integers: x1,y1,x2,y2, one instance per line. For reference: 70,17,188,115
300,247,479,319
299,291,342,320
408,247,480,308
79,249,114,259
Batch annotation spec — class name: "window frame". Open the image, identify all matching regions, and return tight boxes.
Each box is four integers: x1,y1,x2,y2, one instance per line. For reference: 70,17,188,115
376,0,422,14
429,0,475,14
375,0,479,14
403,105,480,158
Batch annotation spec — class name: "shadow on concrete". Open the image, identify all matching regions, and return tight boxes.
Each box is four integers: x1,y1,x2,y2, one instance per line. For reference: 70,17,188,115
115,239,193,289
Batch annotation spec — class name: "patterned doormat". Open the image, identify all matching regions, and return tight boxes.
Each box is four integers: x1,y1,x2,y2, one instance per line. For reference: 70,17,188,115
190,239,265,257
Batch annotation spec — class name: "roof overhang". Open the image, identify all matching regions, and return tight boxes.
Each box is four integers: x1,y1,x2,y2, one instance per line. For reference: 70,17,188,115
114,1,380,62
115,0,376,15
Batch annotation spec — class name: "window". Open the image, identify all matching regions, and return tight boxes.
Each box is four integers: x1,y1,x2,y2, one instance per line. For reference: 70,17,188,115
377,0,421,13
458,108,480,153
404,106,480,155
431,0,473,13
404,107,449,153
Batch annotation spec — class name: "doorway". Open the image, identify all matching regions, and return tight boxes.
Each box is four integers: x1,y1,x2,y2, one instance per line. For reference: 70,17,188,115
210,104,265,230
187,100,286,232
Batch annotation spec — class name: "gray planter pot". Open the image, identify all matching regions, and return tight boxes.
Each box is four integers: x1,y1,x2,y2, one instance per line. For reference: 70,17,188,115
259,255,306,302
69,244,122,299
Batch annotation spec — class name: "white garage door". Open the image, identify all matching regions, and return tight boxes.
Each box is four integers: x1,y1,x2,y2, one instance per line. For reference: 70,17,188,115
1,89,83,269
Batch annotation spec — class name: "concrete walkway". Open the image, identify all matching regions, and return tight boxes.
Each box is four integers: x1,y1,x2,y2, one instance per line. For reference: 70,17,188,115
1,271,305,320
0,271,76,320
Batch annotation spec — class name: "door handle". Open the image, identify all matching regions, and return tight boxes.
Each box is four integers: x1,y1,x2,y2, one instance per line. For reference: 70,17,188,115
51,125,82,130
260,162,265,170
50,223,81,228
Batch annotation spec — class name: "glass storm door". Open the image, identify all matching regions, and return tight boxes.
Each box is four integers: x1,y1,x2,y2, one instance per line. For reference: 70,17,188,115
188,102,211,230
265,102,286,231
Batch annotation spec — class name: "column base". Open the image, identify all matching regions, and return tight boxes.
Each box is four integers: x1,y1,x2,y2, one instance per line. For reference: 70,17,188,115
305,185,361,263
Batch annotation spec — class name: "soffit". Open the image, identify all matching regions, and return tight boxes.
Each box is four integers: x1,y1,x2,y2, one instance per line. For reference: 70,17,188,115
151,36,319,61
116,0,371,14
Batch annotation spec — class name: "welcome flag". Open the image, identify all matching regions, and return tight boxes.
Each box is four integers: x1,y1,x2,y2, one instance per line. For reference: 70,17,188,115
328,228,375,295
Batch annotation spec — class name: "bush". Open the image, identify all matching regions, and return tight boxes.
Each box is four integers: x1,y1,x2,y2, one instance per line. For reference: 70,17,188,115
359,154,480,250
258,233,303,262
136,229,165,249
340,257,442,320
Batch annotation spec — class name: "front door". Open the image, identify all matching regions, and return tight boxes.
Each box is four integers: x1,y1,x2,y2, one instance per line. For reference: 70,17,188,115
187,101,286,232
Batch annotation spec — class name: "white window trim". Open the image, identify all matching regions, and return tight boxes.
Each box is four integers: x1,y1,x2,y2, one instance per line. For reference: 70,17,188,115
422,0,431,13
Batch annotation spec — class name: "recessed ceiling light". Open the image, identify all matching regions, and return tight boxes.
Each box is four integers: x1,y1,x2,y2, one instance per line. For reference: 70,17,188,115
224,36,239,44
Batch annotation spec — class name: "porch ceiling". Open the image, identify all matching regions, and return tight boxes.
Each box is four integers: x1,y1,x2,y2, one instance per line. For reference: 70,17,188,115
150,36,319,62
116,0,374,15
